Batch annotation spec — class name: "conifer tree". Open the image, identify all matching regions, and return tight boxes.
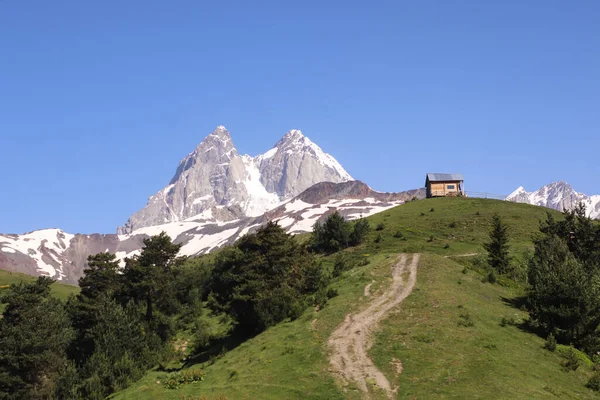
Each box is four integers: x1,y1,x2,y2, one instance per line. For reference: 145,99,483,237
0,277,74,400
483,214,511,274
122,232,182,322
210,222,327,334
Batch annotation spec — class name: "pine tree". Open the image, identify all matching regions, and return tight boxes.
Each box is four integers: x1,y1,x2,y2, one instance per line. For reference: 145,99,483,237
122,232,183,322
350,218,371,246
310,211,352,253
527,208,600,353
0,277,74,400
80,252,121,299
69,252,123,364
483,214,511,275
209,222,327,334
77,296,157,399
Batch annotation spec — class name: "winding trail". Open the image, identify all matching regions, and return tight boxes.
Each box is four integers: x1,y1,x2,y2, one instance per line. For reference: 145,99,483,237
328,253,420,399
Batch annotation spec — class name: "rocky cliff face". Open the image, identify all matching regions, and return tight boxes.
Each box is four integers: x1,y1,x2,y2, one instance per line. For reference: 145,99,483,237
507,181,600,219
118,126,353,234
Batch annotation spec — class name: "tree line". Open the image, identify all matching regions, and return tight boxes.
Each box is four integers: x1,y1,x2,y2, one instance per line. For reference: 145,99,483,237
484,204,600,359
0,213,370,399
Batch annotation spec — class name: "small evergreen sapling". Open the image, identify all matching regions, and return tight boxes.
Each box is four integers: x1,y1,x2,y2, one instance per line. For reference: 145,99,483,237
483,214,511,275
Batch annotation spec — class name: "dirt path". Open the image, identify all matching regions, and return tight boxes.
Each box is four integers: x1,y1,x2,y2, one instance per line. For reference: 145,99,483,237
329,253,420,399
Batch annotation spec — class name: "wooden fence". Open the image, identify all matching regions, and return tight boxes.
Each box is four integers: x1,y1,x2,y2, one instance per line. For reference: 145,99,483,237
465,191,515,201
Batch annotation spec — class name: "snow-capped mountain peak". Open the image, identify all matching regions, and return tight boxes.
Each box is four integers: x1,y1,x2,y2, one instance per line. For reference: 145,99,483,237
507,186,526,199
118,126,353,233
507,181,600,219
276,129,306,146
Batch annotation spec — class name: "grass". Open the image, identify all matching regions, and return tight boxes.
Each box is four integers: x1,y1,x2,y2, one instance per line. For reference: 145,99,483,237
109,197,596,399
358,197,561,256
112,253,398,400
370,254,595,399
0,269,79,313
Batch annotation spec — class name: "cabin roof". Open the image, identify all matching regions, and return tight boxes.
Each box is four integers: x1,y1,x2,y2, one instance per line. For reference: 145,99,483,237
426,173,464,182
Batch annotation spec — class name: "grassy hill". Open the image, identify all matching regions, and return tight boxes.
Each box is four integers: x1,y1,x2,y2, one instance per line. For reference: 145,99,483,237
0,269,79,313
113,198,598,399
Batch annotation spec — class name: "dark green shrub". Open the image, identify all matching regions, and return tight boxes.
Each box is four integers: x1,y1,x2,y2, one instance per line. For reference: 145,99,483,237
458,312,475,327
350,218,371,246
332,254,351,278
313,289,328,309
482,271,497,284
420,212,425,216
163,369,205,389
586,373,600,391
430,208,435,212
545,333,557,352
209,222,329,334
289,301,306,320
427,235,434,242
443,244,450,249
500,316,518,327
326,288,339,299
562,347,580,371
449,221,457,228
375,222,385,231
374,234,382,243
393,230,403,239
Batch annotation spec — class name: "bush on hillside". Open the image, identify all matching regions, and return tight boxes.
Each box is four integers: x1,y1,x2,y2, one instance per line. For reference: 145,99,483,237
458,311,475,327
545,333,557,352
332,254,353,278
209,222,329,334
562,347,580,371
587,373,600,391
311,212,370,253
350,218,371,246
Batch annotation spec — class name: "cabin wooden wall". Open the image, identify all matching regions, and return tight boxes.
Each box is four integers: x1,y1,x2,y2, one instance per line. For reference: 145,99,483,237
427,181,462,197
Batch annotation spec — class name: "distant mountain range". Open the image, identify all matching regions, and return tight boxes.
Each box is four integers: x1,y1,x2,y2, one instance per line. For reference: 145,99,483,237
2,125,598,284
0,126,423,284
507,181,600,219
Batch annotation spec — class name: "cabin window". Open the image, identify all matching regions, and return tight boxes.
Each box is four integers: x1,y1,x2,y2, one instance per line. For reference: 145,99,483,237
447,184,455,190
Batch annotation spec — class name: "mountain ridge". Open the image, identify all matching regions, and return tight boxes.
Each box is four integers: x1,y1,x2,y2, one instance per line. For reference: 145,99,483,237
1,181,424,284
118,126,353,234
507,181,600,218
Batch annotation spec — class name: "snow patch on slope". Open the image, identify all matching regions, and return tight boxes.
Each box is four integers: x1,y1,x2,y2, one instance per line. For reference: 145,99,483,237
0,229,74,277
508,181,600,219
240,155,281,216
180,227,240,255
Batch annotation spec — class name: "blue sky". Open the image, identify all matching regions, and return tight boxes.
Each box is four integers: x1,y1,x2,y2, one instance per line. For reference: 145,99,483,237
1,1,599,234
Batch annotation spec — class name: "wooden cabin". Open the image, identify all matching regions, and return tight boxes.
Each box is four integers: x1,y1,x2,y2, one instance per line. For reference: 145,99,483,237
425,173,464,198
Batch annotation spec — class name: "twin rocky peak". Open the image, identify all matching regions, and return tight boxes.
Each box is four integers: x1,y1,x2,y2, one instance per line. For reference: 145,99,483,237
118,126,353,234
